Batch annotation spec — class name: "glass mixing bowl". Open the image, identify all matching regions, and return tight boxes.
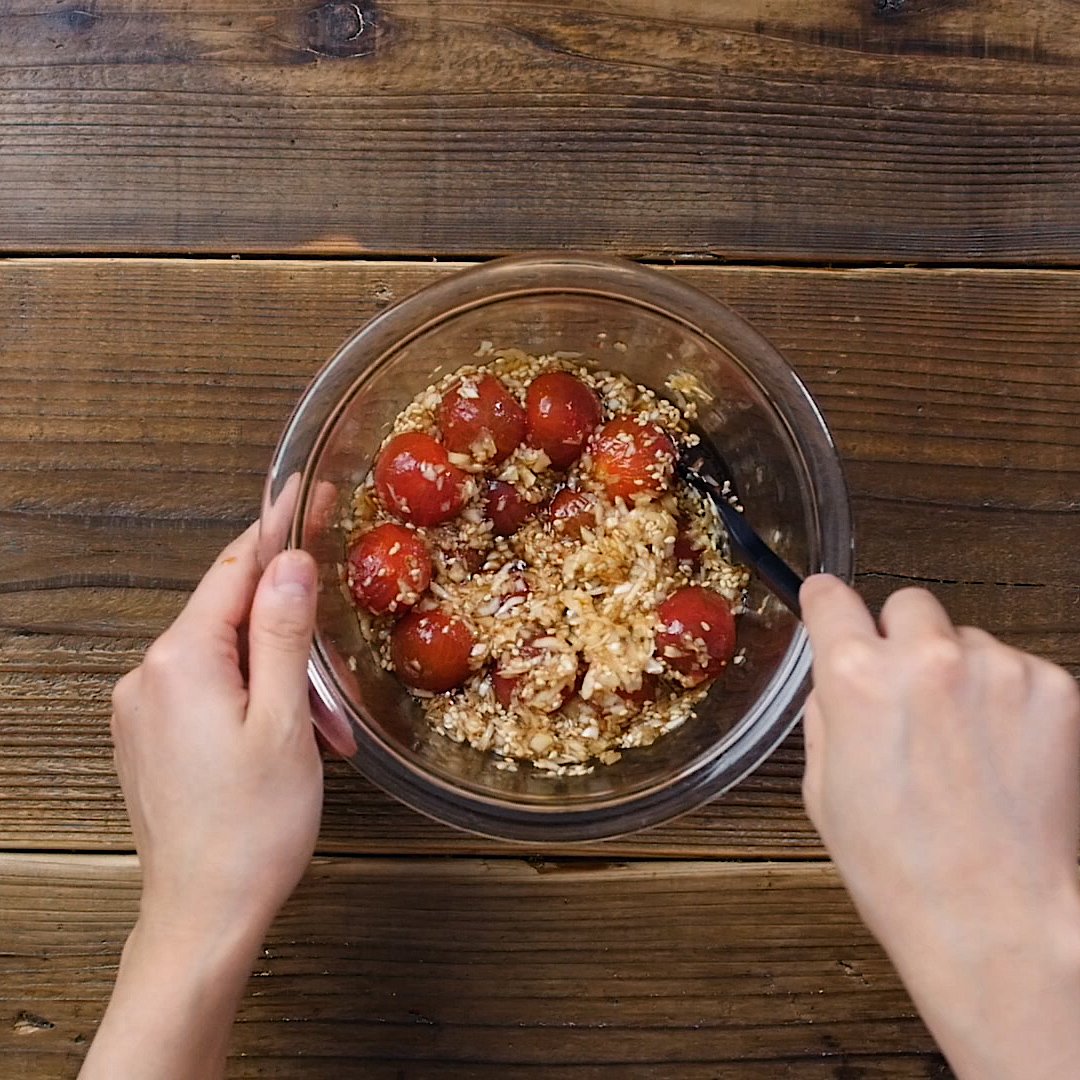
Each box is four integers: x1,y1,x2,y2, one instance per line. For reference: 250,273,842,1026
261,254,852,842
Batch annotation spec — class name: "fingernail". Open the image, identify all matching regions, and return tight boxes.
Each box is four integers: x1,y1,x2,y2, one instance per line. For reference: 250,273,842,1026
272,551,316,598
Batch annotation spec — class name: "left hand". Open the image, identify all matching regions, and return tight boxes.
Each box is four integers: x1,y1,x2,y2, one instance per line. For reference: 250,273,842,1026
110,523,324,949
80,524,324,1079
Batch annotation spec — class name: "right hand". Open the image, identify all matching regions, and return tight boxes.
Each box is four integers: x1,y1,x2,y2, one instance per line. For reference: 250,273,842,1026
800,575,1080,1080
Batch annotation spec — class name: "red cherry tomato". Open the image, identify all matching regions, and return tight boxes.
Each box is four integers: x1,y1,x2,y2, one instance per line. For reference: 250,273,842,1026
491,667,520,709
374,432,469,527
490,569,530,608
548,488,599,539
391,609,475,693
444,544,487,578
437,374,526,465
486,480,535,537
590,417,676,501
525,372,603,469
618,672,660,707
673,518,706,566
492,640,577,713
656,586,736,686
346,523,432,616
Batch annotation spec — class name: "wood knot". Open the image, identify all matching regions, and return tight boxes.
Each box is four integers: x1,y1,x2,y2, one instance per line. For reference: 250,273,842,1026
873,0,907,15
13,1012,55,1036
303,1,379,57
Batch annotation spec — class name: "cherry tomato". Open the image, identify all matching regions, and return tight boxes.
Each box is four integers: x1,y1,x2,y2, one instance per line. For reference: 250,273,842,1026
485,570,530,620
673,518,706,566
437,374,526,465
492,640,577,713
374,432,469,527
491,667,520,709
618,672,660,707
590,417,676,500
443,544,487,578
495,569,530,602
391,609,475,693
656,586,736,686
525,372,603,469
486,480,535,537
346,523,432,616
548,487,599,539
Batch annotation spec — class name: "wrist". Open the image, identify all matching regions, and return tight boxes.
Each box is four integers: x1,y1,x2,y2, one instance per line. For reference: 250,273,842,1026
80,906,265,1080
126,905,266,987
134,872,279,966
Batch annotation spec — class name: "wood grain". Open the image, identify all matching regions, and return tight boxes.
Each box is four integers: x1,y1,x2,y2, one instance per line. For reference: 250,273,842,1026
1,259,1077,855
2,0,1080,262
0,854,951,1078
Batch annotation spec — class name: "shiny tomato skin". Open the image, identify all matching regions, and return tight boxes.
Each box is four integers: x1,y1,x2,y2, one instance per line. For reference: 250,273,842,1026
673,519,706,566
438,375,526,465
548,488,599,539
390,609,475,693
491,667,519,709
374,432,469,527
486,480,535,537
347,523,432,616
492,640,576,712
618,672,660,707
444,544,487,578
525,372,603,469
656,586,736,686
590,417,676,500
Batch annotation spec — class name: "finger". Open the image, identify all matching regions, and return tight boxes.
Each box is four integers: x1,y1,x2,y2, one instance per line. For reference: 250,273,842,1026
258,472,303,572
247,549,318,725
310,480,341,531
800,574,878,654
959,626,1040,711
310,685,359,759
1030,658,1080,728
110,668,139,718
879,587,957,642
956,625,1000,650
173,522,262,642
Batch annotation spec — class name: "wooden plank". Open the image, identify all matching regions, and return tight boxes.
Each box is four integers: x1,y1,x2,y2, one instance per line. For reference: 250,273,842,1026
0,854,950,1078
1,259,1077,856
2,1,1080,262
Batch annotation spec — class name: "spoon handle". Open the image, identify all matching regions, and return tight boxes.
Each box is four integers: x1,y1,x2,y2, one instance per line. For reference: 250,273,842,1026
676,452,804,620
712,499,803,620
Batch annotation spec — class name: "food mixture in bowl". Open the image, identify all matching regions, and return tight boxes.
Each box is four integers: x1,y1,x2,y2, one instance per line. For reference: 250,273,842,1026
341,346,750,776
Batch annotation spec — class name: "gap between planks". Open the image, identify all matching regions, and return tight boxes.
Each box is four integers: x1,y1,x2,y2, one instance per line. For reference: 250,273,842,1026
10,254,1080,273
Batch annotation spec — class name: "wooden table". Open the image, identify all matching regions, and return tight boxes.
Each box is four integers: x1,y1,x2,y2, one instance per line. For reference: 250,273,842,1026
2,2,1078,1076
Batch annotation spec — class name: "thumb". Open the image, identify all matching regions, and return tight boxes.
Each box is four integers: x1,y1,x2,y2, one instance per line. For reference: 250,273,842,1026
247,549,318,724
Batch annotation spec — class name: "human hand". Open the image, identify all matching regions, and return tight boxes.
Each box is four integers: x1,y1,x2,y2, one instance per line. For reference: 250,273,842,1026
801,574,1080,1080
81,523,323,1079
111,523,323,952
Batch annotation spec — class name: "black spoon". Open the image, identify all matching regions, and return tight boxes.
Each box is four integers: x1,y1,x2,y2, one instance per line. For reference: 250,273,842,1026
676,446,804,620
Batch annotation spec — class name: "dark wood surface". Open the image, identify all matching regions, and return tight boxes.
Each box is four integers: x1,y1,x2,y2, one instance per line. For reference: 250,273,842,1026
3,260,1076,861
3,1,1080,1075
0,855,948,1079
3,1,1080,262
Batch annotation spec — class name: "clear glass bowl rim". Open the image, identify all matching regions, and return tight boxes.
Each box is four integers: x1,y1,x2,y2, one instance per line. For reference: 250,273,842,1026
264,252,854,843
